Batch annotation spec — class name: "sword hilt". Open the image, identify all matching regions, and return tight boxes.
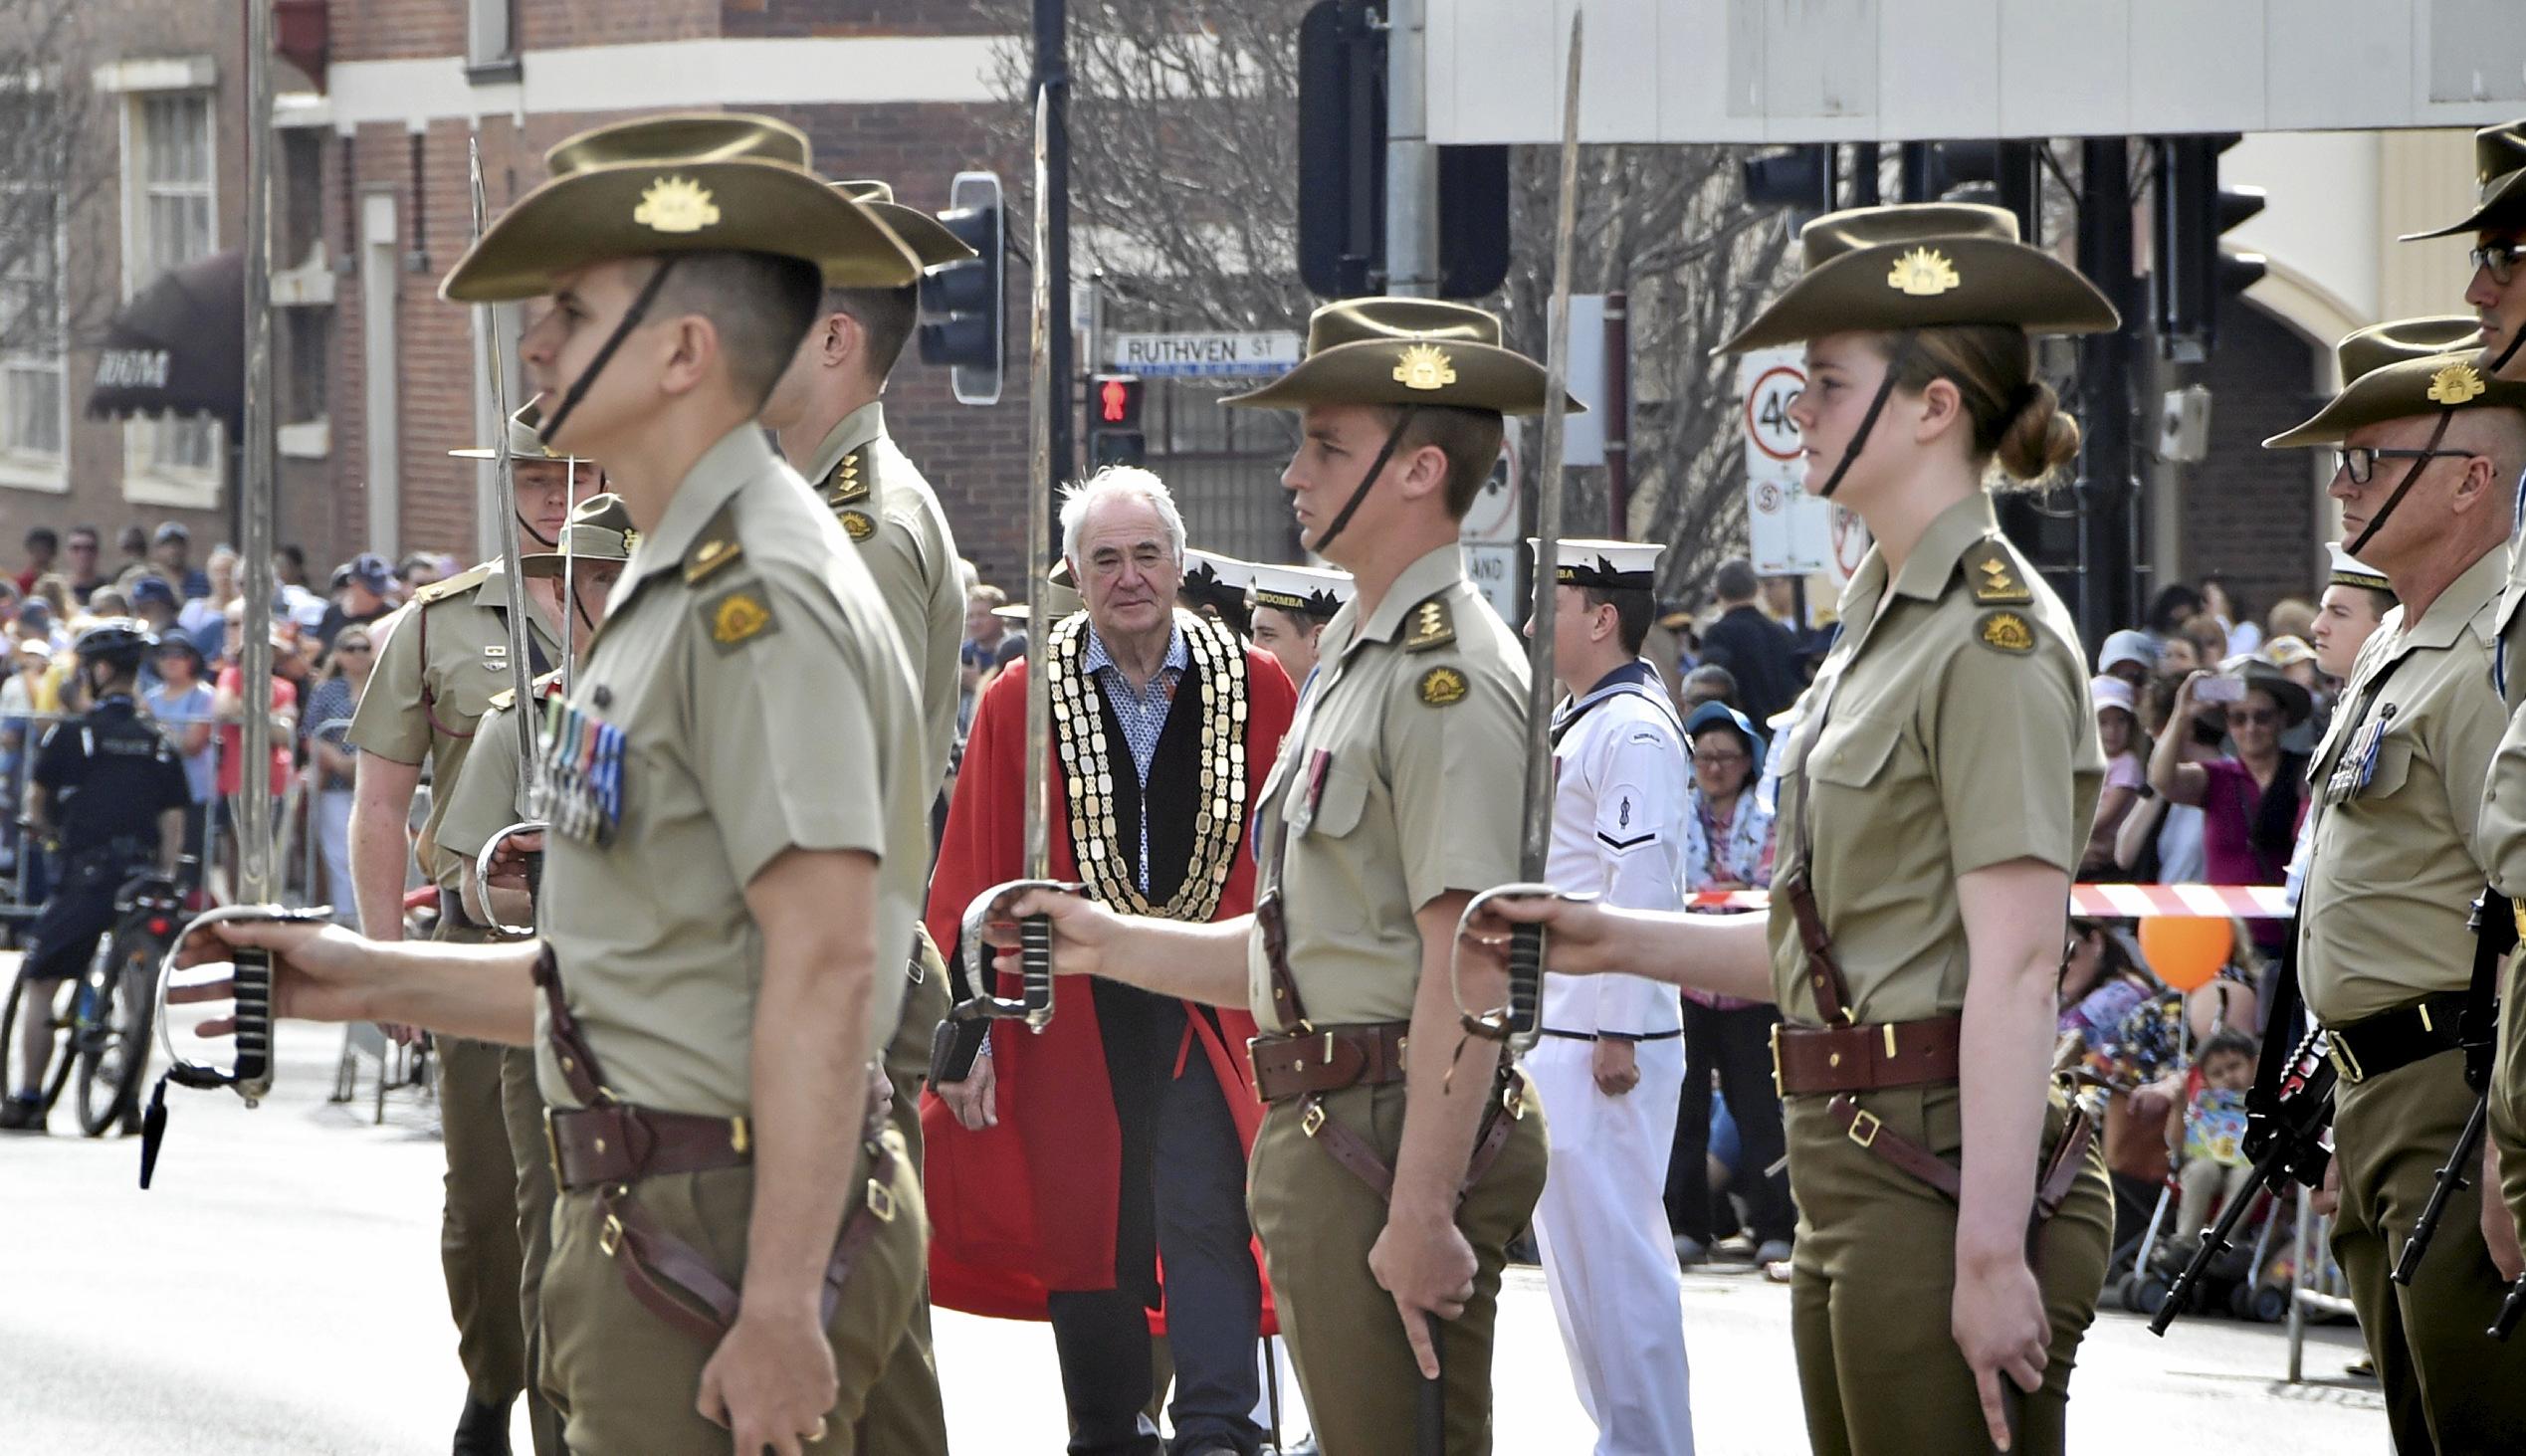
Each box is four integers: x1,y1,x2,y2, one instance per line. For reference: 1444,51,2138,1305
954,880,1078,1034
231,943,275,1105
1505,924,1545,1053
1020,914,1055,1032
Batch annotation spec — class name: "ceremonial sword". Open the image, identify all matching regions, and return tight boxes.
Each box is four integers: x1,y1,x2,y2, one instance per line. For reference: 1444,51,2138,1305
951,84,1066,1040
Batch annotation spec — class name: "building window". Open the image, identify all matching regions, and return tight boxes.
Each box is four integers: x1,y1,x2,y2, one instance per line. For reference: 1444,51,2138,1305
468,0,520,78
124,90,220,502
0,186,66,487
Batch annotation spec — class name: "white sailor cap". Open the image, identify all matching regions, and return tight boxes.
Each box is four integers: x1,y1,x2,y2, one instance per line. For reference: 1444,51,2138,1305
1528,537,1663,590
1182,548,1258,596
1246,560,1355,620
2326,542,2390,595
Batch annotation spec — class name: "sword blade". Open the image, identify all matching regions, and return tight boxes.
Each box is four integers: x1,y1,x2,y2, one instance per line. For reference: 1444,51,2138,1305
237,0,277,903
468,136,542,809
1519,9,1583,887
1023,85,1055,887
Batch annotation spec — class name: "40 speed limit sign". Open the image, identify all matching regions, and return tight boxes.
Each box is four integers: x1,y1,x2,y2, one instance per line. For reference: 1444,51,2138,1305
1739,347,1841,578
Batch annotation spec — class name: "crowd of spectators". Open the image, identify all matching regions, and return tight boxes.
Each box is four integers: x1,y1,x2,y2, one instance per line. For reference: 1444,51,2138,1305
2,521,461,909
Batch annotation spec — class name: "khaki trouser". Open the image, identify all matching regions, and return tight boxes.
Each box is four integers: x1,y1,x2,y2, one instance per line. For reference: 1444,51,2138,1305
539,1132,927,1456
499,1041,567,1454
2491,984,2526,1241
1783,1086,2112,1456
854,932,952,1456
436,1033,529,1408
1246,1075,1550,1456
2332,1045,2526,1453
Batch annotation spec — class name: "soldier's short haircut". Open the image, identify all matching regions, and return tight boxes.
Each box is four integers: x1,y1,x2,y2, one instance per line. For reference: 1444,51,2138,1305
652,250,825,409
1581,584,1653,656
826,285,920,383
1370,404,1505,520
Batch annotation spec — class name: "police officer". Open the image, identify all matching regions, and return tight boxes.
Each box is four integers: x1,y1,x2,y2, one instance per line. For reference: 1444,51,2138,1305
998,298,1558,1453
755,178,971,1456
3,620,189,1133
2267,319,2526,1448
1467,204,2119,1456
347,400,573,1455
183,112,934,1455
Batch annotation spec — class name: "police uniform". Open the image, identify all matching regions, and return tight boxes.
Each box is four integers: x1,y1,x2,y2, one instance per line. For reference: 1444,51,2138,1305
1223,298,1556,1454
1723,206,2118,1456
795,178,973,1456
439,112,931,1455
2271,324,2526,1449
20,691,188,983
1522,539,1696,1456
346,421,566,1443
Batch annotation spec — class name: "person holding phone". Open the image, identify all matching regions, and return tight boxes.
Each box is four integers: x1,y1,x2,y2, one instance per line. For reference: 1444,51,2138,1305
2146,661,2311,964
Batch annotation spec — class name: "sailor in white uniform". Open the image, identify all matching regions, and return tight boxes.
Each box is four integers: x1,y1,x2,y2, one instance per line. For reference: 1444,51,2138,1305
1526,537,1697,1456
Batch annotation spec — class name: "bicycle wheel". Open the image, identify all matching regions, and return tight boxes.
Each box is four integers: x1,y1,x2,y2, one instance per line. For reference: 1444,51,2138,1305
2,971,78,1113
75,928,161,1137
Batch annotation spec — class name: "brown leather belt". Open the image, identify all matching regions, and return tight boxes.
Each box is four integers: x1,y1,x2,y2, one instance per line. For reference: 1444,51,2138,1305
549,1103,754,1191
1249,1022,1411,1104
1772,1015,1964,1097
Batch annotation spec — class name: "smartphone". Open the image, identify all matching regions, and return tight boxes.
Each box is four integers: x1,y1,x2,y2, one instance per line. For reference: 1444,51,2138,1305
2195,676,2245,705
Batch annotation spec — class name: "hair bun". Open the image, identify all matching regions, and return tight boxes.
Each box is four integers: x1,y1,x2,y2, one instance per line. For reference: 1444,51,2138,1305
1995,380,2081,483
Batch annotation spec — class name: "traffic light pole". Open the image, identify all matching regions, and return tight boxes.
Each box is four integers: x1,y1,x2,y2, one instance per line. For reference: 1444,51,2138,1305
1036,0,1074,545
1384,0,1437,296
2074,136,2138,648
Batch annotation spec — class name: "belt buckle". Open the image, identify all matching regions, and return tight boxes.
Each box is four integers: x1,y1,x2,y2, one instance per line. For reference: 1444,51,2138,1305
542,1108,561,1181
599,1211,624,1258
730,1115,750,1156
2328,1035,2366,1085
1503,1076,1527,1121
1301,1100,1327,1138
1769,1023,1785,1099
865,1176,897,1223
1846,1109,1883,1149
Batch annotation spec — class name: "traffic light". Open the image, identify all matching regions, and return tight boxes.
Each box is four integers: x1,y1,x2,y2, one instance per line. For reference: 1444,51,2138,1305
1087,374,1146,469
2153,134,2266,362
917,170,1005,405
1741,145,1833,216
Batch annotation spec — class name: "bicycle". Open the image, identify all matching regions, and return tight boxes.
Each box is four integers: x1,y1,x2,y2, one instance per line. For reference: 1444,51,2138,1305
2,864,189,1136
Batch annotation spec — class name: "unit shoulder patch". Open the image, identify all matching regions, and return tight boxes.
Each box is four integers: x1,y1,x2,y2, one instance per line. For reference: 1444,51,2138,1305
1403,594,1456,652
1417,664,1469,707
1976,609,2037,655
702,580,781,653
413,562,494,607
1962,539,2033,604
683,503,746,585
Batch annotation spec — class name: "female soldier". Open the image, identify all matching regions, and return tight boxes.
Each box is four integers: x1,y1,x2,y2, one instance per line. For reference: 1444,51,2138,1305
1467,203,2116,1456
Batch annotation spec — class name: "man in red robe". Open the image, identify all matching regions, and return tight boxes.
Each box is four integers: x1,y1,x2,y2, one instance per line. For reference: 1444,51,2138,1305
925,467,1297,1456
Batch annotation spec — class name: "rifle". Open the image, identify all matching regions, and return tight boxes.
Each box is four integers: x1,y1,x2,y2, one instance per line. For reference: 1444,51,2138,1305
2150,1026,2336,1336
2393,890,2510,1285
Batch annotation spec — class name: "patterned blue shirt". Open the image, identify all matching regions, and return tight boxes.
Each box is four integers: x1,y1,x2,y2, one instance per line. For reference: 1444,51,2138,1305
1083,622,1189,892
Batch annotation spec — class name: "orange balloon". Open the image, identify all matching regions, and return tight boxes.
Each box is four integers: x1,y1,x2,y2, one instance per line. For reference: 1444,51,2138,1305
2139,916,2230,992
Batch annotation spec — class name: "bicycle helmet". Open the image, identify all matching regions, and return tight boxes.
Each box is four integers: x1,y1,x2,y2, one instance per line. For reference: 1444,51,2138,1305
72,617,157,674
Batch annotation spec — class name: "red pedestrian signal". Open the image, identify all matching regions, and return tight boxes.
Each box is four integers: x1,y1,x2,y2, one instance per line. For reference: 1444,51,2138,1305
1090,373,1143,430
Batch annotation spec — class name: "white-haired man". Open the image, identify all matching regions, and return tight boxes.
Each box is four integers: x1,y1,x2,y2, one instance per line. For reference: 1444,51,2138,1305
925,467,1298,1456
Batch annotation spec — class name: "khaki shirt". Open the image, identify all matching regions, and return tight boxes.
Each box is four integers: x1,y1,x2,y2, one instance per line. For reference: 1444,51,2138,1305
346,562,562,892
799,400,962,797
1246,544,1525,1031
1769,494,2102,1026
2302,546,2505,1025
536,425,928,1118
433,670,560,871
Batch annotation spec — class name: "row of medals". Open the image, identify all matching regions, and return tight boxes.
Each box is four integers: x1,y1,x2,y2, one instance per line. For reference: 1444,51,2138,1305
1050,609,1250,922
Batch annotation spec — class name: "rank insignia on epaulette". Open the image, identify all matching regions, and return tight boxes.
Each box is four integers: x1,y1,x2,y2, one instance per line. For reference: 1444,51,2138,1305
826,448,870,506
1965,542,2032,604
1404,596,1455,652
1418,665,1468,706
1977,610,2035,655
705,583,780,653
683,503,745,584
840,509,876,542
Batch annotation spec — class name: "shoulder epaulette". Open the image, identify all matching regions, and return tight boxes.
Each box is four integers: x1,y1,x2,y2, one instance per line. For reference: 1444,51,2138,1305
1403,593,1455,653
822,446,871,508
413,562,494,607
683,502,745,584
1961,537,2033,605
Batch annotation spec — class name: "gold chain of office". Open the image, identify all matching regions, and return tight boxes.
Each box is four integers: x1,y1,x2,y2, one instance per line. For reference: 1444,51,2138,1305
1048,608,1250,923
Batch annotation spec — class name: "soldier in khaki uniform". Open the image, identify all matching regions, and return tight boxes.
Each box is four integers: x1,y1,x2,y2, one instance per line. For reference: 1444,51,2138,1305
1467,205,2119,1456
2265,320,2526,1449
756,178,971,1455
347,404,574,1455
187,113,934,1456
996,298,1557,1454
